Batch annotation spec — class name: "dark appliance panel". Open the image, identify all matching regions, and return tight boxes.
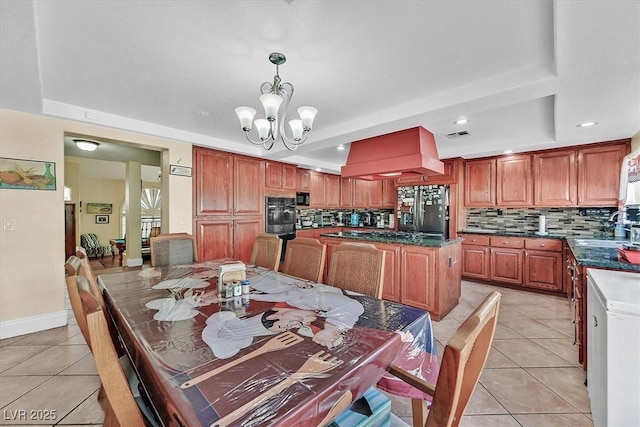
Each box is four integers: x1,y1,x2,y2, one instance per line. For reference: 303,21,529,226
296,192,310,206
265,197,296,262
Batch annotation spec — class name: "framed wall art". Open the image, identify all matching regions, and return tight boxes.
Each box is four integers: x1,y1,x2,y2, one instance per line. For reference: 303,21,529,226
86,203,113,214
0,157,56,191
95,215,110,224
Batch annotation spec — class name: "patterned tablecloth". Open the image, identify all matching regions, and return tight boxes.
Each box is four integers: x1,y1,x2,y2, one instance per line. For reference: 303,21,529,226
98,260,439,427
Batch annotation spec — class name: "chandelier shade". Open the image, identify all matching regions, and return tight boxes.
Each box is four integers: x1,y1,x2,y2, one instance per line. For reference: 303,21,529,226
235,52,317,151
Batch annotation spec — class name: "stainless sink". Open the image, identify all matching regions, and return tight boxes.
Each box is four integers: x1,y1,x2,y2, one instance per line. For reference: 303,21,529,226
573,239,629,248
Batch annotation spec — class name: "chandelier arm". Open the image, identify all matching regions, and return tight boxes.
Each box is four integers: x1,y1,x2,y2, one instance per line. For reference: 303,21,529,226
280,131,310,151
243,131,272,146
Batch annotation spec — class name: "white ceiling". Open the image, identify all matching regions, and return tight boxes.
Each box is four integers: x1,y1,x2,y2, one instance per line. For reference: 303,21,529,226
1,1,639,175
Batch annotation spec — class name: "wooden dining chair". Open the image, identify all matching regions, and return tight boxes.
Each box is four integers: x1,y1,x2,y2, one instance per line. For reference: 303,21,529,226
149,233,198,267
77,289,147,427
250,233,283,271
280,237,327,282
326,242,385,298
388,291,502,427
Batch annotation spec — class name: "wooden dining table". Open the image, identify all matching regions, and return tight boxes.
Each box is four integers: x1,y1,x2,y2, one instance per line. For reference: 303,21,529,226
97,259,439,427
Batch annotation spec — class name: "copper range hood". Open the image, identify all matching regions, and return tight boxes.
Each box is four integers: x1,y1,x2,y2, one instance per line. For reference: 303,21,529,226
341,126,444,181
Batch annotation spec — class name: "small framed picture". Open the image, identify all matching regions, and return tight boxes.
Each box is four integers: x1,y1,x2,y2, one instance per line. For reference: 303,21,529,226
95,215,109,224
169,164,192,177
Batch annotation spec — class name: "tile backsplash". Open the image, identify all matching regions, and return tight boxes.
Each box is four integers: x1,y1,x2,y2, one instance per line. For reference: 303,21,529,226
466,207,619,238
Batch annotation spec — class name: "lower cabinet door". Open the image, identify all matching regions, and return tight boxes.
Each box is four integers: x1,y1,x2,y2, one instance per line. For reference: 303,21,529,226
461,244,490,280
195,219,234,261
233,217,263,263
490,248,523,285
400,246,436,311
524,250,563,291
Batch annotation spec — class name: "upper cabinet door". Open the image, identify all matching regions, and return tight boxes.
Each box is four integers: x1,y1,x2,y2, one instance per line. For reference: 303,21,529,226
340,177,354,208
233,156,264,216
194,148,233,216
368,180,384,208
577,143,628,206
534,149,577,206
282,164,297,189
309,172,325,208
265,161,283,189
382,180,397,207
353,179,369,208
464,158,496,207
297,169,311,191
324,174,341,208
496,154,532,207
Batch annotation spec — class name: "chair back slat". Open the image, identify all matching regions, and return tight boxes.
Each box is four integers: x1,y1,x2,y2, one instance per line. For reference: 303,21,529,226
326,243,385,298
281,237,326,282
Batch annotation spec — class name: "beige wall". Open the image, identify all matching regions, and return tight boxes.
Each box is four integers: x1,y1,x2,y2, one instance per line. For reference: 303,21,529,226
0,108,193,338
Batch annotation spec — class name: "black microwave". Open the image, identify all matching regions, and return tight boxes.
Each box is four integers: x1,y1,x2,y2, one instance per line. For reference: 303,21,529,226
296,192,310,206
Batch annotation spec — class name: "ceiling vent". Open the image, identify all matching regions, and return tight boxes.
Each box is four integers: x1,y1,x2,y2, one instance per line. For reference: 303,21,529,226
446,130,471,139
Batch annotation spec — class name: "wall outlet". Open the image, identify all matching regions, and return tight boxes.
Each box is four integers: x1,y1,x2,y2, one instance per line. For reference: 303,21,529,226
497,209,503,216
3,218,16,231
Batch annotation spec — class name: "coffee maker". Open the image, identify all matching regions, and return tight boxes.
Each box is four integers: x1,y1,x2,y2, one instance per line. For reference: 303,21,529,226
362,212,373,227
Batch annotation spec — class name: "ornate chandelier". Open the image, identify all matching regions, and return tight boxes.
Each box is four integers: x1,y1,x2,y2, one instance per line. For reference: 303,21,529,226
235,52,318,151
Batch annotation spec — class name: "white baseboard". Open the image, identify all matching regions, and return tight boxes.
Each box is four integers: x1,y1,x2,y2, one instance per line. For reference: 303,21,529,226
127,257,143,267
0,310,68,340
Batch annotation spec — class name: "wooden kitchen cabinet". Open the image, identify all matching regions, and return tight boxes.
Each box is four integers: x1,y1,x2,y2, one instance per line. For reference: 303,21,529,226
297,169,311,191
265,161,296,189
464,158,496,207
368,180,384,208
489,237,524,285
324,174,341,208
400,245,436,312
195,216,262,263
353,179,369,208
194,148,264,217
577,143,628,206
496,154,532,206
233,156,265,216
400,243,461,320
382,180,397,207
309,171,325,208
524,238,563,291
340,177,354,208
460,234,491,281
533,149,577,206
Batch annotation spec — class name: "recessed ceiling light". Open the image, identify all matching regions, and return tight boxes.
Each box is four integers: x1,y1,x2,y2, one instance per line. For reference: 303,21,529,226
454,118,468,125
503,150,513,154
315,167,321,172
74,139,100,151
577,121,597,127
199,111,211,117
337,144,345,151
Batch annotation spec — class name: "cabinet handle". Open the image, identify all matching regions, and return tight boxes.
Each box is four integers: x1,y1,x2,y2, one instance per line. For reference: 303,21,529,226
540,243,545,247
592,315,598,327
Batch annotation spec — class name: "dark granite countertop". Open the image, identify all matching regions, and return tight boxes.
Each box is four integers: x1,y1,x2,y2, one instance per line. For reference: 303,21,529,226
319,230,463,248
565,238,640,273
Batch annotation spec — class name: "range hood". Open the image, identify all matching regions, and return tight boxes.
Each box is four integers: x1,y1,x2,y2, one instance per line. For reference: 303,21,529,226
341,126,444,181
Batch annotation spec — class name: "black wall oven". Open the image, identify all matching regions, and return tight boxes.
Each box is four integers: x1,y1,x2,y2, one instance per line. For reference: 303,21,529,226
265,197,296,262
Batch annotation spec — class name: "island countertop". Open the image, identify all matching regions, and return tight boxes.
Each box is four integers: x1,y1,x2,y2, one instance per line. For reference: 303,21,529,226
319,230,463,248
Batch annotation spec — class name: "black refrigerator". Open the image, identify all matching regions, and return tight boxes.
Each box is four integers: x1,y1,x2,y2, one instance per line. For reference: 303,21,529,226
398,185,450,238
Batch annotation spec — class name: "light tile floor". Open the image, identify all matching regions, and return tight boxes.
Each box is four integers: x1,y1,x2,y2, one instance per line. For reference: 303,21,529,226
0,280,592,426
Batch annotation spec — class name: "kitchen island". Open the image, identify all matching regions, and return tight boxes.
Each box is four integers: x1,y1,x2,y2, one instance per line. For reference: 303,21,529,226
319,230,463,320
